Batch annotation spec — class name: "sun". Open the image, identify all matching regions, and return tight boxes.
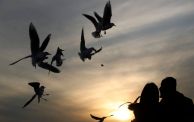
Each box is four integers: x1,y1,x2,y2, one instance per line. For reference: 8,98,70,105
112,105,134,121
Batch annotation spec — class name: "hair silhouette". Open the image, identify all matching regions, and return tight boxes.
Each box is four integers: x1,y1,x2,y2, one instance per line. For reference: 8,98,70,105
129,82,161,122
140,82,159,105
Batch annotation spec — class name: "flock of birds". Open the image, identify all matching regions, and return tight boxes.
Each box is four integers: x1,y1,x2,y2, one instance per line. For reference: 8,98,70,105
8,1,129,122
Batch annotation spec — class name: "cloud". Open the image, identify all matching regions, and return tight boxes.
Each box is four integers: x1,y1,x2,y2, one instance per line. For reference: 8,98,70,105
0,0,194,122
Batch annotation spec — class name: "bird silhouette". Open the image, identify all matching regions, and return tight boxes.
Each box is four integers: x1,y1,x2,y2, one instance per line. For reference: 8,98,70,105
51,47,65,67
90,114,113,122
83,0,115,38
78,28,102,62
9,23,60,73
119,96,140,108
23,82,49,108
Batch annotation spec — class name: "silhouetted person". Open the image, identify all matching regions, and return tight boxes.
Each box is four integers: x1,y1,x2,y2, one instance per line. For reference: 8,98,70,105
78,28,102,62
23,82,49,108
83,0,115,38
90,114,113,122
128,83,161,122
10,23,60,73
159,77,193,122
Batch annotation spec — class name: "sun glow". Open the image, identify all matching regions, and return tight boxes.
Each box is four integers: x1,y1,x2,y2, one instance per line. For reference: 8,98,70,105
112,105,134,121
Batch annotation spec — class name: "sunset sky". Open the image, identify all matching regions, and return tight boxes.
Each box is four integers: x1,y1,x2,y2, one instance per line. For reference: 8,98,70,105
0,0,194,122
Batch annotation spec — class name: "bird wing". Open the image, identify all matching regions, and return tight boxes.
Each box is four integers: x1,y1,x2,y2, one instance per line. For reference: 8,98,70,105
96,47,102,53
51,56,56,66
28,82,40,93
38,62,60,73
91,47,102,56
80,28,86,51
40,34,51,52
9,55,31,65
103,1,112,26
83,14,98,30
119,102,132,108
106,115,114,117
23,94,37,108
29,23,40,55
94,12,102,22
90,114,101,120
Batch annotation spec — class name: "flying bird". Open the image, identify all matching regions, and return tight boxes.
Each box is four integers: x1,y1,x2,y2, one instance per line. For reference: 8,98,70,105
119,96,140,108
90,114,113,122
78,28,102,62
83,0,115,38
23,82,49,108
51,47,65,67
9,23,60,73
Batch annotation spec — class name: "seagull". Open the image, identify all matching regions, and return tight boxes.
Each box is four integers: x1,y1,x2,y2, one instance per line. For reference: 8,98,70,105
83,0,115,38
9,23,60,73
119,96,140,108
78,28,102,62
51,47,65,67
90,114,113,122
23,82,49,108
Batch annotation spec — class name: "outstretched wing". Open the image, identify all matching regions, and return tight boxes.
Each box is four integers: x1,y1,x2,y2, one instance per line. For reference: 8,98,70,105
29,23,40,55
94,12,102,22
103,1,112,26
29,82,40,92
90,114,101,120
80,28,86,52
40,34,51,52
96,47,102,53
38,62,60,73
91,47,102,56
83,14,98,30
106,115,113,117
9,55,31,65
23,94,37,108
119,102,132,108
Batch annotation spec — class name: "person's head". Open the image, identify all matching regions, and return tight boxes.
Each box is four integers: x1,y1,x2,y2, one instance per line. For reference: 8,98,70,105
159,77,177,98
140,82,159,105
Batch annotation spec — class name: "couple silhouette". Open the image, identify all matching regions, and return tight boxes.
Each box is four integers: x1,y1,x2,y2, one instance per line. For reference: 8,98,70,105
128,77,194,122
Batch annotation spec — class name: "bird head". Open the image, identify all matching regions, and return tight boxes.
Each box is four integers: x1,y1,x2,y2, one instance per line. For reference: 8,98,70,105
57,47,64,56
111,23,116,27
40,86,46,89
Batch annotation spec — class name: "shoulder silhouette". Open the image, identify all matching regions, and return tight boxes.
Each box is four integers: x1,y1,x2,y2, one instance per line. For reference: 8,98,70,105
159,77,193,122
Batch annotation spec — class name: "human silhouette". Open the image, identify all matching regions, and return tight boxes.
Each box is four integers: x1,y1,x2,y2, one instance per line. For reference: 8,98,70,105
83,0,115,38
10,23,60,73
90,114,113,122
159,77,193,122
23,82,49,108
78,28,102,62
128,83,161,122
